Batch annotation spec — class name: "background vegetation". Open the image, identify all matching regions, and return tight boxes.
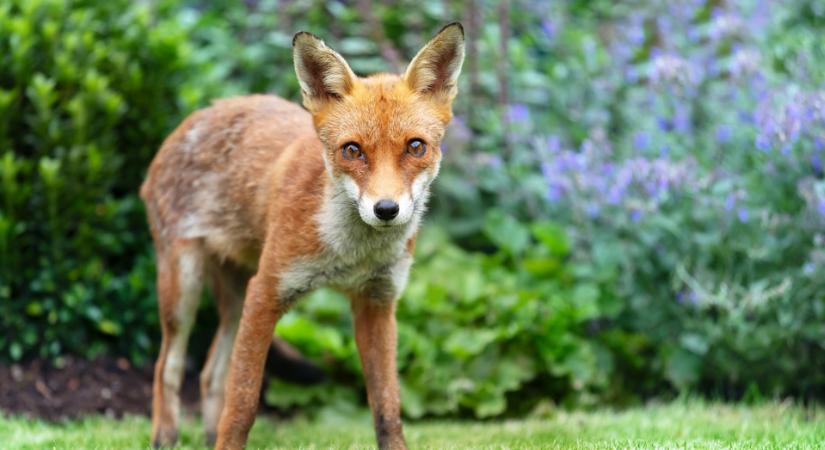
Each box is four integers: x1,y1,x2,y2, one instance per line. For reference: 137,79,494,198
1,0,824,419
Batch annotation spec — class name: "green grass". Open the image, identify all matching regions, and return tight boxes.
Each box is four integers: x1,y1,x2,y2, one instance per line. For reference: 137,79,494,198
2,401,824,449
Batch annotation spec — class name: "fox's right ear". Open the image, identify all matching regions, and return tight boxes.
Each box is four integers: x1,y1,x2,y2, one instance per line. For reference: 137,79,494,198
293,32,356,112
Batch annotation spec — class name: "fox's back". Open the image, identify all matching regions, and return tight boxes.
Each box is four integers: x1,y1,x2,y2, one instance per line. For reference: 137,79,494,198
140,95,322,266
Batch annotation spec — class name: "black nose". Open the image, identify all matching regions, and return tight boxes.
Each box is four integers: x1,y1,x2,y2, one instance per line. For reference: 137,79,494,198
374,199,399,221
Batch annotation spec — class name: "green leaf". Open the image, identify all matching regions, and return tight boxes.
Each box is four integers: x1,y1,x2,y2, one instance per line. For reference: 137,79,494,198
25,302,43,316
665,347,702,390
444,329,498,359
10,342,22,361
483,209,530,255
98,319,121,336
522,257,562,276
680,333,709,355
475,393,506,418
400,380,425,418
571,284,600,321
530,222,570,256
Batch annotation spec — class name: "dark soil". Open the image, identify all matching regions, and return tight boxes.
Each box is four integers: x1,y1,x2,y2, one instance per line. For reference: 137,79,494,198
0,356,199,420
0,343,325,421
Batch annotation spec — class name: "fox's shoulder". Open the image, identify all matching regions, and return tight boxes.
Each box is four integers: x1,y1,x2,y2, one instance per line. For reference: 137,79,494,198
201,94,312,132
209,94,306,116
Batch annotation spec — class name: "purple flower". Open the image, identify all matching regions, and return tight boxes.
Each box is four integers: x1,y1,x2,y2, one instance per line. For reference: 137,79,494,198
644,179,659,197
507,103,530,124
818,199,825,218
627,19,646,46
753,89,825,156
601,162,616,177
755,134,771,151
687,25,701,43
803,262,815,275
453,114,467,128
729,49,760,77
541,19,556,40
607,186,624,205
547,135,561,154
673,106,691,133
812,154,823,174
724,193,736,211
540,161,553,179
624,66,641,83
547,185,564,202
586,203,600,218
715,125,732,143
708,13,744,42
657,117,673,132
634,132,650,151
737,208,749,223
536,131,700,223
648,54,698,86
676,290,698,305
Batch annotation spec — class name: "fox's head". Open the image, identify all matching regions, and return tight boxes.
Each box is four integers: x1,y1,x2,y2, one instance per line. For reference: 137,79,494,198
293,23,465,229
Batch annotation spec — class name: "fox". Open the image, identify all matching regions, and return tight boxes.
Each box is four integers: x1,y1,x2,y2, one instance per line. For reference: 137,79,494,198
140,23,465,450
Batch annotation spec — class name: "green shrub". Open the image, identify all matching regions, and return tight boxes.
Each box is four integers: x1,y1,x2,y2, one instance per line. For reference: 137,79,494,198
267,221,623,418
0,0,211,363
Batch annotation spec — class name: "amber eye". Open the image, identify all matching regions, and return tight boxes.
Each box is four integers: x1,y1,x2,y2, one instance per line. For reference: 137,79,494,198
342,142,364,161
406,139,427,157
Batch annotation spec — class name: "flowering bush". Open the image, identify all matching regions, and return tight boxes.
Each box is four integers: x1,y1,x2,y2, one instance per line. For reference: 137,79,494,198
489,0,825,397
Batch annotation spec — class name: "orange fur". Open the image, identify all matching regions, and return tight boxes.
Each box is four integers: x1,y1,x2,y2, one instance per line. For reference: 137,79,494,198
141,23,465,450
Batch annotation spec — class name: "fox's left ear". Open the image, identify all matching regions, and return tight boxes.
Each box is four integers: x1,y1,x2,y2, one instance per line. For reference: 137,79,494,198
404,22,465,104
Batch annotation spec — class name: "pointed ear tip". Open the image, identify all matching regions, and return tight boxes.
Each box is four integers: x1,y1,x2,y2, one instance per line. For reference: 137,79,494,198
292,31,320,47
440,22,465,38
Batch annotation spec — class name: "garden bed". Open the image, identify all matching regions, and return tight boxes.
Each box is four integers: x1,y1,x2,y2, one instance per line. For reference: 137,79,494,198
0,357,197,420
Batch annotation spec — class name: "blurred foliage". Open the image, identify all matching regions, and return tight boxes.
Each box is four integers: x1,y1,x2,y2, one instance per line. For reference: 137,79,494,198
0,0,215,362
2,0,825,419
271,224,616,418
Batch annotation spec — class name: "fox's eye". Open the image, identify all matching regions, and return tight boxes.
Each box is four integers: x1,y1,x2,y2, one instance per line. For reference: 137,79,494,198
406,139,427,157
342,142,364,161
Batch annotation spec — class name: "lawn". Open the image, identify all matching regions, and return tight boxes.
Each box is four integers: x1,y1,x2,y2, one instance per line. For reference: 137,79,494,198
2,401,824,449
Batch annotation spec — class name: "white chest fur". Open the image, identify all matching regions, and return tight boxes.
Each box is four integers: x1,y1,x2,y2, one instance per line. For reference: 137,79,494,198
276,185,420,303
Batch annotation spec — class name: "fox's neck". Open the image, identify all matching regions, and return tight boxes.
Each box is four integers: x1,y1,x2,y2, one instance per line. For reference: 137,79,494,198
314,175,421,262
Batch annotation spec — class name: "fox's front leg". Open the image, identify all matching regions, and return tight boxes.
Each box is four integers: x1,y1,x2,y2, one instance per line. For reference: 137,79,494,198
351,296,406,450
214,272,285,450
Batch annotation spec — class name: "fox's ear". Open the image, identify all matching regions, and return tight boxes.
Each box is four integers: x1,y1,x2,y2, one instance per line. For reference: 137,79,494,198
404,23,465,103
293,32,356,112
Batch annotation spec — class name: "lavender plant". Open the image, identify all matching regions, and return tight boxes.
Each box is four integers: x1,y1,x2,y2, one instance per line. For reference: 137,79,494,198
509,0,825,396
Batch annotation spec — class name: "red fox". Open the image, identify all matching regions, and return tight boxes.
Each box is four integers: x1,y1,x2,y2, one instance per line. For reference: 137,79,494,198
140,23,465,449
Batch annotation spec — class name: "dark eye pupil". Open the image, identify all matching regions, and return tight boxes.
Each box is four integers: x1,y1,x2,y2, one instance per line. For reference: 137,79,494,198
343,143,362,160
408,139,426,156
